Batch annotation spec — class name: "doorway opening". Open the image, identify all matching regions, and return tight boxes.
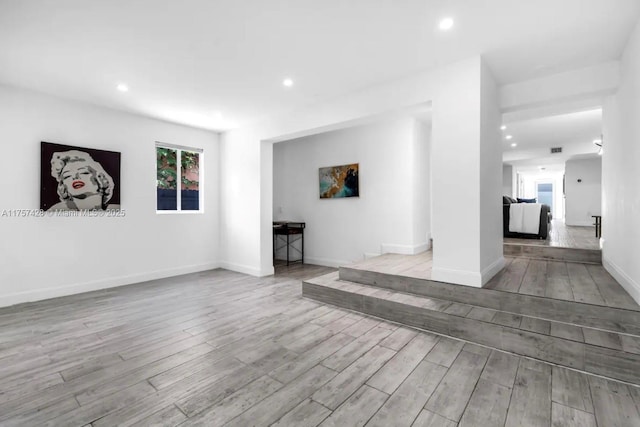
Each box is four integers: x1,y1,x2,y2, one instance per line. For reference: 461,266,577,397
536,181,554,213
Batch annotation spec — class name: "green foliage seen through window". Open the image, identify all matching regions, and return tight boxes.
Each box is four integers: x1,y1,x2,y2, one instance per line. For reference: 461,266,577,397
156,147,199,190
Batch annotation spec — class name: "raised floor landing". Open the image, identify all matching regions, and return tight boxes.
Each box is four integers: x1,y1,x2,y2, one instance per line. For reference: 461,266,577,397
305,250,640,385
504,219,600,250
347,252,434,280
346,252,637,311
304,270,640,385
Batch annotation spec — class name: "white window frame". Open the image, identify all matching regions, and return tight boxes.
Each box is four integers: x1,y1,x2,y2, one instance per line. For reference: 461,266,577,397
155,141,204,214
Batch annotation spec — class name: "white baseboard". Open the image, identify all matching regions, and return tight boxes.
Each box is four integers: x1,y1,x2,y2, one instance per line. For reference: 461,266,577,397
304,256,351,268
481,256,506,286
363,252,382,260
431,267,482,288
0,262,220,308
602,256,640,305
565,221,594,227
380,241,430,255
427,256,504,288
218,261,272,277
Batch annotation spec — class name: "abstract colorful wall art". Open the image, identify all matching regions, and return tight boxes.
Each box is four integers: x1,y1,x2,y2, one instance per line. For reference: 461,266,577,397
319,163,359,199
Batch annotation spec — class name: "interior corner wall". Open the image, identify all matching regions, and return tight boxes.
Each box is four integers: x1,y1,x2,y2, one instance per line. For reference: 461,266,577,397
479,61,505,282
219,127,265,276
412,119,432,247
502,165,514,197
564,158,602,226
260,139,274,275
601,18,640,304
430,60,481,285
272,118,420,267
0,84,220,307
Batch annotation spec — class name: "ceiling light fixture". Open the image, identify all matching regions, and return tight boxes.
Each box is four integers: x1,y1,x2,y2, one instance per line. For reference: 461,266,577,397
511,143,517,147
505,135,513,140
439,17,454,31
283,78,294,87
116,83,129,92
501,125,507,131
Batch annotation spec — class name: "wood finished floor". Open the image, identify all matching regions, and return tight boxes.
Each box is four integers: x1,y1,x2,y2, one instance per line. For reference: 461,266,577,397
347,252,638,310
347,251,434,279
1,264,639,426
504,219,600,250
485,257,640,310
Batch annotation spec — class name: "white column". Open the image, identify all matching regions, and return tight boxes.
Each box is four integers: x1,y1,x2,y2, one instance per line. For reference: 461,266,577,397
430,58,504,287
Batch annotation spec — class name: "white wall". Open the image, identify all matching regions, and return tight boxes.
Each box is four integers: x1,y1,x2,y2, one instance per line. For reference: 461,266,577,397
218,127,266,276
220,63,446,278
564,158,602,226
479,62,505,281
413,119,431,246
222,56,504,286
500,61,619,113
0,85,220,307
430,57,504,287
503,165,514,197
273,118,429,267
602,18,640,304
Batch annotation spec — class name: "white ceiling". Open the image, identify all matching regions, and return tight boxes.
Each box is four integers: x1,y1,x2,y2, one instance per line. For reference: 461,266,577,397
0,0,638,131
503,108,602,169
504,108,602,153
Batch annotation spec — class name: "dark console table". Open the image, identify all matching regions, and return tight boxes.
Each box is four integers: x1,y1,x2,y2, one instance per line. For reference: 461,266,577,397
273,221,305,266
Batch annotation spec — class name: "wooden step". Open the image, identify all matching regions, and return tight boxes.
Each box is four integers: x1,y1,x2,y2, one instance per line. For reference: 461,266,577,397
339,266,640,336
302,272,640,386
504,243,601,264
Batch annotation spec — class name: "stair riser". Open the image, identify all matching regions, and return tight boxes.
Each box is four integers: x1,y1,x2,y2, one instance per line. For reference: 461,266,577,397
303,281,640,386
339,267,640,335
504,244,601,264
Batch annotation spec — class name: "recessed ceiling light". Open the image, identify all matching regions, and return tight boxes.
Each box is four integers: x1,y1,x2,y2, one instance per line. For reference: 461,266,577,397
439,17,454,31
505,135,513,140
501,125,507,131
116,83,129,92
511,143,517,147
283,78,294,87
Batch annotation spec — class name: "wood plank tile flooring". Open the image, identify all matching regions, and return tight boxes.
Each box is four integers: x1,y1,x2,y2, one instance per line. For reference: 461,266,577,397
346,252,638,310
504,219,600,250
1,264,639,426
485,257,639,310
304,272,640,384
347,252,434,279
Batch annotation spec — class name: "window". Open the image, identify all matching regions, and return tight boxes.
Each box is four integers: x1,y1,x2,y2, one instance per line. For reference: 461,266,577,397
156,142,203,212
